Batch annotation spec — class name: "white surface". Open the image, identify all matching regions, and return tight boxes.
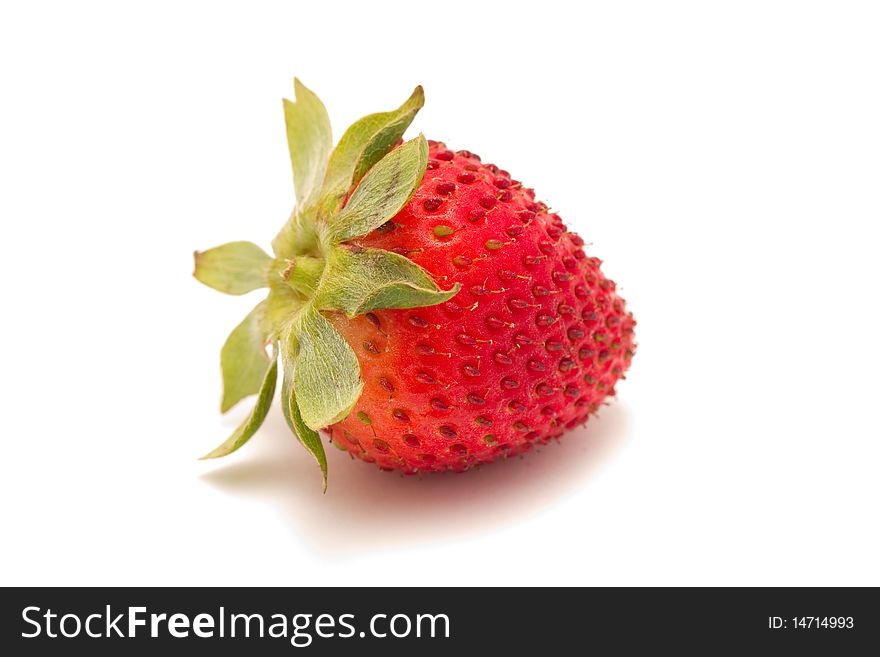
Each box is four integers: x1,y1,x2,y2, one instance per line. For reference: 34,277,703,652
1,1,879,586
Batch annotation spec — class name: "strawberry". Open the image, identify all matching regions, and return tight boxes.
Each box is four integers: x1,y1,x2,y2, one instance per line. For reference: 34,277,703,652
194,81,635,487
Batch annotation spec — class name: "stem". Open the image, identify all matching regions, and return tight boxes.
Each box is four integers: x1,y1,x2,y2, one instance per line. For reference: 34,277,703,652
280,255,324,297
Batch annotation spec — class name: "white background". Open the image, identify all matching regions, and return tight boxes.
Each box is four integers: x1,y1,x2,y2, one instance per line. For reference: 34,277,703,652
1,1,878,586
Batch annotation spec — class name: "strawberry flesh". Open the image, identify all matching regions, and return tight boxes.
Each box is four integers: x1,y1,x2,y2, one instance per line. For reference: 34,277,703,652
328,141,636,473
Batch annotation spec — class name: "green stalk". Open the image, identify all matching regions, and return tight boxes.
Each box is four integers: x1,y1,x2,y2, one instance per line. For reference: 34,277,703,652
281,255,324,297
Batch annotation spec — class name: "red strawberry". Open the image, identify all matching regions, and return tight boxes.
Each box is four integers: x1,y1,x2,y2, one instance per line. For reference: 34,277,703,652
194,81,635,487
328,142,636,472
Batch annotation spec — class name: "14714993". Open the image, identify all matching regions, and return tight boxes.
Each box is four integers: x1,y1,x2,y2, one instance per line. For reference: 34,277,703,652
768,617,854,630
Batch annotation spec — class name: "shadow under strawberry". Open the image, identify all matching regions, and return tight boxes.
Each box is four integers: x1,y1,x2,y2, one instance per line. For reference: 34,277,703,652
199,401,631,553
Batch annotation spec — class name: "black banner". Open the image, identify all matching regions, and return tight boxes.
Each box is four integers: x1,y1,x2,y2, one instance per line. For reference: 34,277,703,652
1,587,876,654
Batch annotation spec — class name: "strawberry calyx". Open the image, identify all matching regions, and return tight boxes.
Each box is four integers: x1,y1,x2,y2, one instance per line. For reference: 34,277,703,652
193,80,460,489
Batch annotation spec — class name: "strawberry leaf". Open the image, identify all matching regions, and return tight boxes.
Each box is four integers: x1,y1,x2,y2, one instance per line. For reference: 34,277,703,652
327,135,428,243
280,331,328,490
284,79,332,208
193,241,273,295
293,307,363,430
220,301,271,413
320,86,424,213
200,352,278,459
316,246,460,317
262,278,304,338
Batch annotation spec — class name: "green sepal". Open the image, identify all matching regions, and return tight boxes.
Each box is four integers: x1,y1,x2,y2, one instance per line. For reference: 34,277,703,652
220,301,271,413
327,135,428,243
261,278,303,339
193,241,273,295
200,351,278,459
292,306,363,431
319,86,424,214
271,80,333,259
271,208,321,261
315,245,460,317
280,330,328,491
284,79,332,208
